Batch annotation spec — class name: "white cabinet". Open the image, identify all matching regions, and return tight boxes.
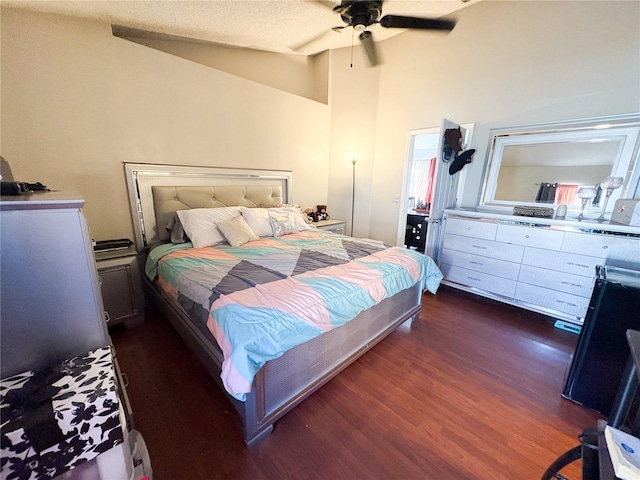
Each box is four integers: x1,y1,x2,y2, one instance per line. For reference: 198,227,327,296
521,247,604,278
440,264,518,298
441,233,524,263
496,223,564,250
440,249,521,280
562,230,640,264
517,265,595,298
439,210,640,325
444,217,497,240
514,283,591,319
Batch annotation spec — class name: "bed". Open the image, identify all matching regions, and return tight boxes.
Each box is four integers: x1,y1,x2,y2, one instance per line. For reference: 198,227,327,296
124,163,443,446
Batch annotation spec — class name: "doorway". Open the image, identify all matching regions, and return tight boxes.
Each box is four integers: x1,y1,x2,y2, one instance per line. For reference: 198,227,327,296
402,128,440,253
397,121,474,261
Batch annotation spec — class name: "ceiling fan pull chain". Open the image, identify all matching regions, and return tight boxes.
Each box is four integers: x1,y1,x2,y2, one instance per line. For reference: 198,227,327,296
350,28,354,68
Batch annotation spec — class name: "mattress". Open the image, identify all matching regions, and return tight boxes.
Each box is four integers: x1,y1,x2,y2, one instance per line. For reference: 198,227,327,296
146,230,443,400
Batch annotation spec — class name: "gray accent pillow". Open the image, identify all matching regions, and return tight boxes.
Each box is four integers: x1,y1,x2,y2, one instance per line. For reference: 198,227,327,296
166,213,189,244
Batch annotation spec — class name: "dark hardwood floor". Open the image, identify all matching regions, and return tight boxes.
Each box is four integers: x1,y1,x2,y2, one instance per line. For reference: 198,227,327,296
110,285,601,479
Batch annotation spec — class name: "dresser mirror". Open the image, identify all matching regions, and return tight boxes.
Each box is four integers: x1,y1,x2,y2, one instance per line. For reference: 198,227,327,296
479,114,640,215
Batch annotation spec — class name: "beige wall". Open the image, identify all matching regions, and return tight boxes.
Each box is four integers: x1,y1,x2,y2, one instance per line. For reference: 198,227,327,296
3,1,639,247
326,49,381,238
119,32,330,104
328,0,640,244
1,8,330,241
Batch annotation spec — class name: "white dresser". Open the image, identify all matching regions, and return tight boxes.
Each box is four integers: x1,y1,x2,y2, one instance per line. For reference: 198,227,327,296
439,209,640,326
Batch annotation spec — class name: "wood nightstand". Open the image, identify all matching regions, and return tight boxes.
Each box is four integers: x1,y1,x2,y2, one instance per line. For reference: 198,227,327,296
315,219,346,235
95,246,145,329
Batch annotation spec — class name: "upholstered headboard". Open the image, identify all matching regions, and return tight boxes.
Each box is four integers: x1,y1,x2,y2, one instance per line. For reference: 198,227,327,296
124,163,292,248
152,185,283,242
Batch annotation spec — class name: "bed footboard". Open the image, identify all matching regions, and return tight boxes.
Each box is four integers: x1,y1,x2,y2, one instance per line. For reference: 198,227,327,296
239,282,422,445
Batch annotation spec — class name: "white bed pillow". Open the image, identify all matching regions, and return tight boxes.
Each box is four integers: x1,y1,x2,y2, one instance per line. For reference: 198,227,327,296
240,206,310,237
176,207,242,248
216,215,259,247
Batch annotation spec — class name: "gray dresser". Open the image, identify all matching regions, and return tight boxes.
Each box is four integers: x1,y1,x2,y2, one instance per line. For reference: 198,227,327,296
1,192,109,377
0,192,143,479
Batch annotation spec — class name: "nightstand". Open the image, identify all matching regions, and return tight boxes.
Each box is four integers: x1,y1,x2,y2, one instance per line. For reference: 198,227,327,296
95,246,144,329
315,219,346,235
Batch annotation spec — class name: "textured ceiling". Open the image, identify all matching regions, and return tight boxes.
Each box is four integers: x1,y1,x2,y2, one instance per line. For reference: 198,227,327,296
1,0,479,55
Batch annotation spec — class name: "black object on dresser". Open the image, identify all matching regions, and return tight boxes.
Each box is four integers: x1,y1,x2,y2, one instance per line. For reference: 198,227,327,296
563,265,640,417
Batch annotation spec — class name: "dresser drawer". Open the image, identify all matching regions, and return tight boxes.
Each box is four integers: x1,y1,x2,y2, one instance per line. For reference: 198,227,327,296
445,217,497,240
441,264,517,298
442,233,524,263
562,231,640,265
496,224,564,249
441,249,521,280
522,247,604,277
514,283,589,320
518,265,595,298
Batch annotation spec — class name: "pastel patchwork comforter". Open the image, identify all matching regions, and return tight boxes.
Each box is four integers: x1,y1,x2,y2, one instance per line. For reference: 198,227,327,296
146,230,443,400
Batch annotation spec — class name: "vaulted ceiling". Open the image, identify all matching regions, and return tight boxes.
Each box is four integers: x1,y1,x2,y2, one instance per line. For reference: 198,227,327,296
1,0,479,56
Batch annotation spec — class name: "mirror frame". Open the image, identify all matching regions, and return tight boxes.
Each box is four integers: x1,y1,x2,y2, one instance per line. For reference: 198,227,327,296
479,114,640,212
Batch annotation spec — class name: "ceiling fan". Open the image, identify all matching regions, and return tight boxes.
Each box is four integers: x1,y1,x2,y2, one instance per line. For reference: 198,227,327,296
300,0,457,67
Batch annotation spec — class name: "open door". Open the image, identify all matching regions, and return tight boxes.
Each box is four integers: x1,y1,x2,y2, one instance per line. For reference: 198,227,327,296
398,119,474,260
398,127,439,252
423,119,473,261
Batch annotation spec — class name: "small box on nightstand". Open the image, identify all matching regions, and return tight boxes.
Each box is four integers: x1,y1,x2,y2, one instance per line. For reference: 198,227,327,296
95,246,145,328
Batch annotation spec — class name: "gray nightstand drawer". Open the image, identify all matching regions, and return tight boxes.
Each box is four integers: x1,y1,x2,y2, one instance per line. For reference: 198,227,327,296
96,249,144,328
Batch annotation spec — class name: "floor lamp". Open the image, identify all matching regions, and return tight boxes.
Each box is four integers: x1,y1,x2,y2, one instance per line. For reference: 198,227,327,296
351,155,357,236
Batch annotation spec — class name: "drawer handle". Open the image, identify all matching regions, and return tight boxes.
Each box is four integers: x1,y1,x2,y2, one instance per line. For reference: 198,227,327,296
121,372,130,389
471,245,487,250
469,261,483,266
602,245,609,250
556,300,577,307
561,281,583,288
524,234,530,239
566,262,590,269
468,276,481,282
104,311,111,324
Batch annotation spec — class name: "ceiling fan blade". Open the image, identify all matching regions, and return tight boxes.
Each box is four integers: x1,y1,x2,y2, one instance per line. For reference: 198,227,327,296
314,0,340,11
380,15,456,31
359,31,380,67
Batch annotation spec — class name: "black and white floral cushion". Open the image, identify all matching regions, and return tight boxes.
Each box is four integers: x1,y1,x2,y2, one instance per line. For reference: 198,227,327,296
0,346,123,479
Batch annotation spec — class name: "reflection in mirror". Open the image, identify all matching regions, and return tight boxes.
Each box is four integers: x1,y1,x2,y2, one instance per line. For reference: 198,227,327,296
495,139,621,205
406,131,439,213
480,114,640,216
